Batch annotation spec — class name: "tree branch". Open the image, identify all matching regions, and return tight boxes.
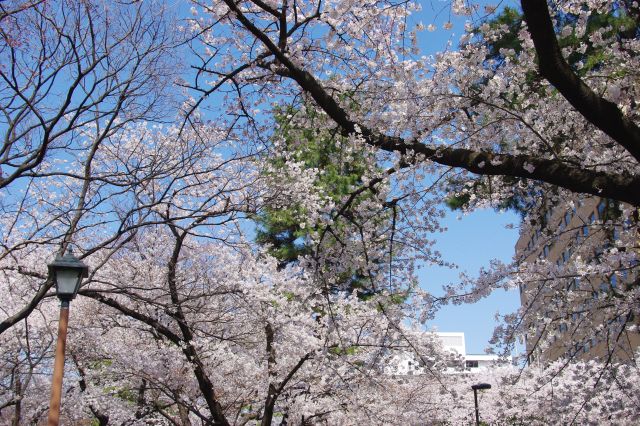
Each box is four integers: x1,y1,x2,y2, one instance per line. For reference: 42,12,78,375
79,290,182,344
221,0,640,207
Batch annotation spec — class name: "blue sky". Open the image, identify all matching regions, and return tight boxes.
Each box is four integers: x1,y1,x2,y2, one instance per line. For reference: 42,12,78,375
421,209,521,355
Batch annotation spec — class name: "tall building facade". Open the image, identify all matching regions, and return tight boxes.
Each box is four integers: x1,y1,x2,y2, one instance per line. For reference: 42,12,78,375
516,197,639,364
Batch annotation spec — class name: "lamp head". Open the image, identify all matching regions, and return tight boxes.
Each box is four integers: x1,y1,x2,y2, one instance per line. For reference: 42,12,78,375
47,248,88,302
471,383,492,391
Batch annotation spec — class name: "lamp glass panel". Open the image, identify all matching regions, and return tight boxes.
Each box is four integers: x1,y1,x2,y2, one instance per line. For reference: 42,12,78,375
55,269,81,296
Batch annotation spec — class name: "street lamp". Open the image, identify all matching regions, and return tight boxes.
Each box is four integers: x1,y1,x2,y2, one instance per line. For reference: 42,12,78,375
47,248,88,426
471,383,492,426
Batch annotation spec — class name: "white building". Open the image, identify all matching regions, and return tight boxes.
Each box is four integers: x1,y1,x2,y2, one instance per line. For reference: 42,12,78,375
438,332,509,372
387,332,509,375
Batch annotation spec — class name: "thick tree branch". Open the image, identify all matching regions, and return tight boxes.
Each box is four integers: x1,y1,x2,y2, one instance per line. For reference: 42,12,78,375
165,229,230,426
261,322,278,426
521,0,640,163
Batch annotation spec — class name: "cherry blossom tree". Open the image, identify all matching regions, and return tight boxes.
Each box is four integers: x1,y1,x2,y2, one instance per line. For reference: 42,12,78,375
0,0,639,424
0,119,457,423
0,0,182,337
0,119,264,422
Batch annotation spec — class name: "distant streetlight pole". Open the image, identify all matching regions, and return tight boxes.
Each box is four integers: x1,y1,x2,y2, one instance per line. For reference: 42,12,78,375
46,248,88,426
471,383,492,426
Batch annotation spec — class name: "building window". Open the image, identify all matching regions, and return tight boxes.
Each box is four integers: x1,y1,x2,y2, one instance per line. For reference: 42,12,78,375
465,360,479,368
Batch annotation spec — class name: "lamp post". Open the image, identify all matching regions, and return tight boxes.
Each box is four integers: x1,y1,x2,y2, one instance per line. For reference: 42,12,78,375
471,383,492,426
46,248,88,426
